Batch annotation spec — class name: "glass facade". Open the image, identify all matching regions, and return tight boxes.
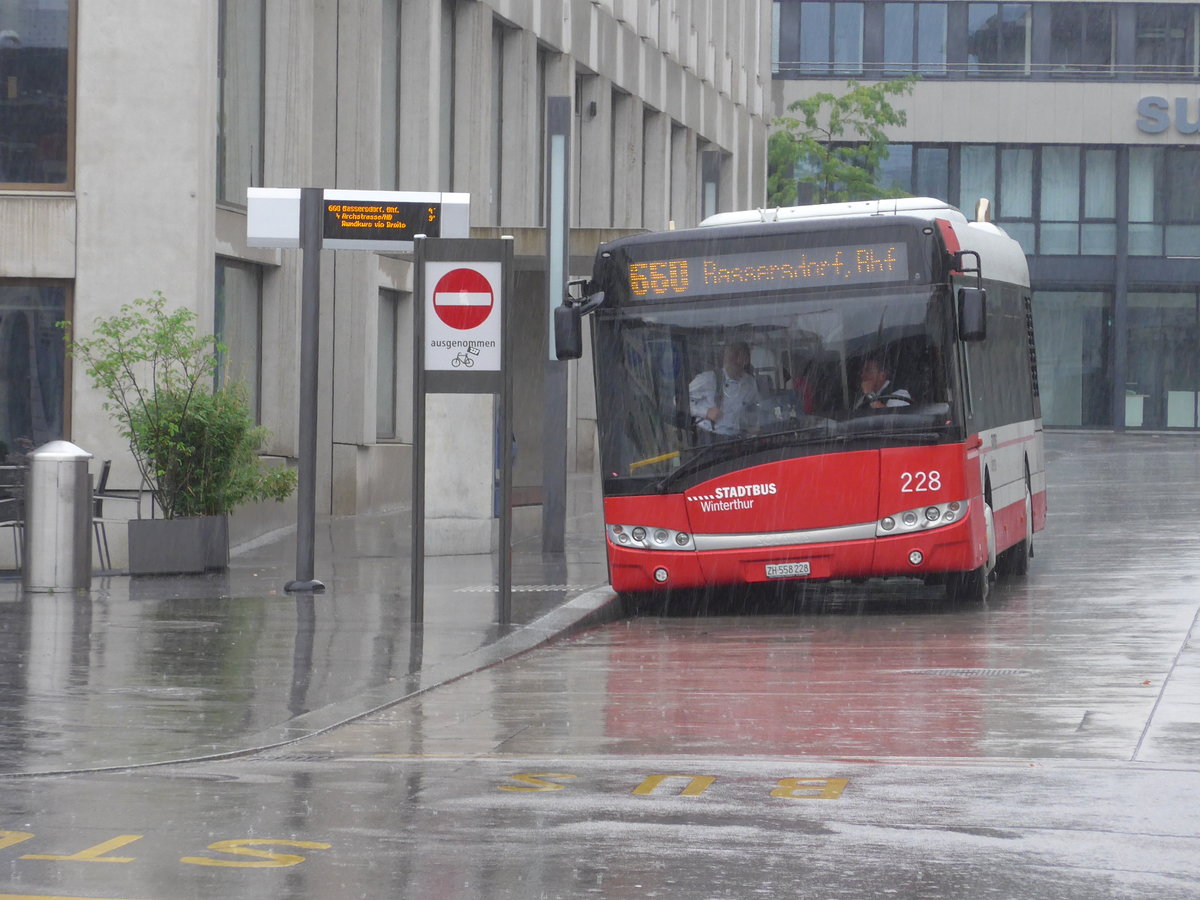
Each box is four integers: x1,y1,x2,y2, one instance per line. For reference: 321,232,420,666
0,0,71,188
884,3,948,76
216,0,263,205
0,282,67,459
377,290,400,440
1126,293,1200,430
1135,5,1199,78
214,259,263,422
967,3,1032,75
776,0,1200,79
773,0,1200,431
1032,292,1111,429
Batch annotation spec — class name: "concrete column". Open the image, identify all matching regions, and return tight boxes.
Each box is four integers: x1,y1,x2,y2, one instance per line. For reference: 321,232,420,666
261,0,315,460
612,92,644,228
642,109,671,230
454,2,495,223
397,0,450,190
327,3,385,514
500,28,541,226
72,0,217,482
670,123,695,226
576,75,612,227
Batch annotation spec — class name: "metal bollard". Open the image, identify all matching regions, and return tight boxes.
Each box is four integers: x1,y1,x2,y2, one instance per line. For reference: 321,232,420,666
23,440,93,593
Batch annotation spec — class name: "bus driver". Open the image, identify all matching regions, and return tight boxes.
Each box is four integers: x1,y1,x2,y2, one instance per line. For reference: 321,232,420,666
689,341,759,440
855,356,911,409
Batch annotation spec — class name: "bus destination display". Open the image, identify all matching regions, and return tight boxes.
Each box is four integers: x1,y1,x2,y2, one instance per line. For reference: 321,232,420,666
627,242,908,300
323,200,442,242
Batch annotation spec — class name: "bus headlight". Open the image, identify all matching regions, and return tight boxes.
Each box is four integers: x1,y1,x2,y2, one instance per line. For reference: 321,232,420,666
608,524,696,551
876,500,970,537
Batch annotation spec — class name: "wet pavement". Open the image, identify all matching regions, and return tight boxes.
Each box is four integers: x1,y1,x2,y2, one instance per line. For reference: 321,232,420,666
0,433,1199,899
0,472,614,775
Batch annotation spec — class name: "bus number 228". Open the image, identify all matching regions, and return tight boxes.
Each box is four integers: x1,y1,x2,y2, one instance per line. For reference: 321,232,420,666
900,470,941,492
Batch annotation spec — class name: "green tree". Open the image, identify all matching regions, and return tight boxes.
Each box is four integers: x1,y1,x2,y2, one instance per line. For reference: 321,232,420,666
768,77,918,207
60,292,295,519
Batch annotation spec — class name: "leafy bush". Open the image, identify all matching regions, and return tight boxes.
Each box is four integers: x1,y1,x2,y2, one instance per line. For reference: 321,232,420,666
131,385,295,518
61,292,296,519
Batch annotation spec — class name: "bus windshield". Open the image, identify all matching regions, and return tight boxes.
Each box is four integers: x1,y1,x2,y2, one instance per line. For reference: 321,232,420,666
594,284,960,493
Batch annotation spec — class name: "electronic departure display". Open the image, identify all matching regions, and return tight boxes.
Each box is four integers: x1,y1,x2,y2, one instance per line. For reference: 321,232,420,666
323,200,442,242
625,242,909,300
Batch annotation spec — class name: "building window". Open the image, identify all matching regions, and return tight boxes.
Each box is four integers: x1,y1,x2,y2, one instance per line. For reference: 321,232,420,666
0,0,72,189
1048,3,1112,75
0,281,67,456
216,0,264,206
878,144,949,200
1126,293,1200,429
214,259,262,421
959,145,996,214
1135,5,1198,79
376,290,399,440
1039,145,1116,256
772,0,782,74
1164,148,1200,257
796,1,863,75
1129,146,1200,256
1032,291,1111,429
883,3,946,76
966,3,1031,76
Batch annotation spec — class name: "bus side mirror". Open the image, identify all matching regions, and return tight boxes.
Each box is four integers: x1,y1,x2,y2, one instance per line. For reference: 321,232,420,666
958,287,987,342
555,303,583,360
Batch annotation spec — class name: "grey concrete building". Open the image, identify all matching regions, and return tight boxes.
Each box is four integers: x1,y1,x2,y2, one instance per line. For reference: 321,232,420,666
0,0,772,565
773,0,1200,432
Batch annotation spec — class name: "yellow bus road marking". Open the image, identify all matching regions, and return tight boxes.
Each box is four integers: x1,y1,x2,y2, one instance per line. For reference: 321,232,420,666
0,894,153,900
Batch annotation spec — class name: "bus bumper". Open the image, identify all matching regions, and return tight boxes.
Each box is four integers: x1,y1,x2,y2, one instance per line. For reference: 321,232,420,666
607,515,987,593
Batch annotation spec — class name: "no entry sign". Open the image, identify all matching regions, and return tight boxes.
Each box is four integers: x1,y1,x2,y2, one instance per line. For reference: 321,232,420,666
432,268,494,330
424,261,502,371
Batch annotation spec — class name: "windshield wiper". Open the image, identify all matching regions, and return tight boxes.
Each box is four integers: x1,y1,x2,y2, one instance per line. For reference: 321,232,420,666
652,422,949,493
653,440,744,493
654,424,833,493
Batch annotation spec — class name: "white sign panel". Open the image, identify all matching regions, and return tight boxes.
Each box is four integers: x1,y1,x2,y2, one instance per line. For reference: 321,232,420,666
246,187,470,250
424,261,503,371
246,187,301,248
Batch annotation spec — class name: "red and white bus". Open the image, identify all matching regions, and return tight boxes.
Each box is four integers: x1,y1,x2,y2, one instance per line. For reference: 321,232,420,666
557,198,1046,603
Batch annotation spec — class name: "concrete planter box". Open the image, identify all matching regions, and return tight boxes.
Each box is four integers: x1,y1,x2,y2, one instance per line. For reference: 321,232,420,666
127,515,229,575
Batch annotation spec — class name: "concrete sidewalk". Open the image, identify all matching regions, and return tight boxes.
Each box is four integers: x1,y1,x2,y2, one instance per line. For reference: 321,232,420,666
0,474,616,777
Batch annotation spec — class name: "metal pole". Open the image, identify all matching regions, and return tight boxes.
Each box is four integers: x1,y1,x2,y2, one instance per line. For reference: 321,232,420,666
498,237,514,623
410,236,427,623
542,96,571,554
285,187,325,593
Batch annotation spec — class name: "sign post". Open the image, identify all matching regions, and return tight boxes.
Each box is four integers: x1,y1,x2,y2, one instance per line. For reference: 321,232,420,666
284,187,326,592
246,187,470,593
543,97,571,554
412,237,514,624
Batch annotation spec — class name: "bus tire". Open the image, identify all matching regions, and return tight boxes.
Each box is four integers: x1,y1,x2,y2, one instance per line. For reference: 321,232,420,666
945,565,989,604
619,592,645,617
946,501,994,603
996,479,1033,578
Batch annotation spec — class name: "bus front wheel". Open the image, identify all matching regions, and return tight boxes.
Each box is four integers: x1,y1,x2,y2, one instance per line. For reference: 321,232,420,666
946,502,995,603
945,565,989,603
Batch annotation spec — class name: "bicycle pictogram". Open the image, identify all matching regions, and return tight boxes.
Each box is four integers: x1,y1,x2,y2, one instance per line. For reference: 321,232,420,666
451,345,481,368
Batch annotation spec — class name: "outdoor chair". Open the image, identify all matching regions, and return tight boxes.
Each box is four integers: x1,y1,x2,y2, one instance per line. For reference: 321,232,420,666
92,460,143,572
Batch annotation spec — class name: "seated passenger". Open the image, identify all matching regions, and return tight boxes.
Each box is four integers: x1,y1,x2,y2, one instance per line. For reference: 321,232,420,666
689,341,759,439
854,357,911,409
